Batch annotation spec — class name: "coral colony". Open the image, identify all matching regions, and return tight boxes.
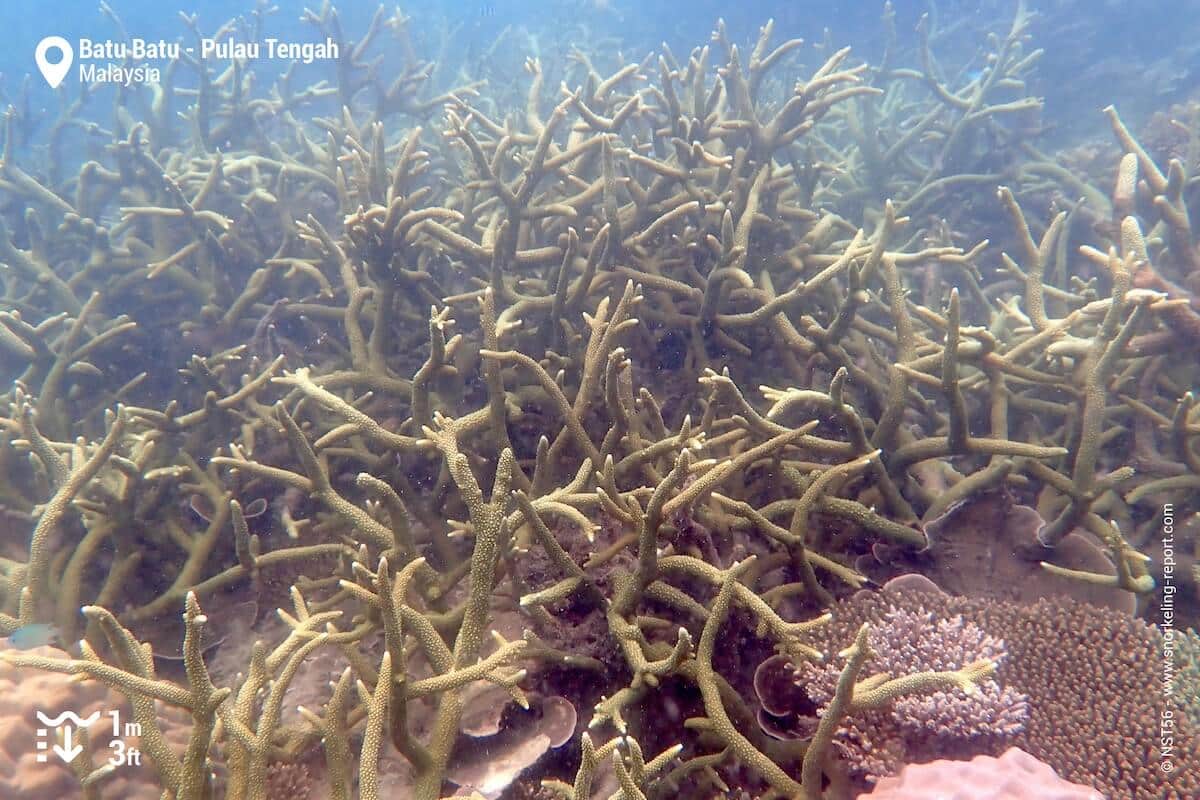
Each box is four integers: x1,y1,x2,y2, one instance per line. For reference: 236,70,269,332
0,1,1197,798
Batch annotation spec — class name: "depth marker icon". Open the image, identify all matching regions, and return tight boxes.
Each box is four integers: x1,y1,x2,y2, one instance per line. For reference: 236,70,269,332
34,710,99,764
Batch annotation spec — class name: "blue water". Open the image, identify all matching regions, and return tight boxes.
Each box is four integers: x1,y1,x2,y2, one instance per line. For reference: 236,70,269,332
2,0,1196,141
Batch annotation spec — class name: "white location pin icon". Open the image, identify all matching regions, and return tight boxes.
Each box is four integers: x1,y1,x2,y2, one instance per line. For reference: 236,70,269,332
35,36,73,89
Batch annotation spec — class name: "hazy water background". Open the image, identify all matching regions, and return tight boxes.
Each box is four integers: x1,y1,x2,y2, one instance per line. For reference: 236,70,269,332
0,0,1197,154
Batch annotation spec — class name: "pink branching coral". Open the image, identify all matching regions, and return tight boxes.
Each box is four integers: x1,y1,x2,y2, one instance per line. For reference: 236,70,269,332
790,607,1029,785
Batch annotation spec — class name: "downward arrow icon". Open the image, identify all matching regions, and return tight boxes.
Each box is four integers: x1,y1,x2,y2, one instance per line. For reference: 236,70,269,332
53,725,83,763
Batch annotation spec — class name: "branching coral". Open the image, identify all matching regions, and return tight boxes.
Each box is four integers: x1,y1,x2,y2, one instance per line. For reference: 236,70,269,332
0,3,1192,799
784,607,1029,786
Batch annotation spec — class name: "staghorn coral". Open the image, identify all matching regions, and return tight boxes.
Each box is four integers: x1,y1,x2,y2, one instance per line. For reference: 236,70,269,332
860,489,1139,614
0,2,1194,799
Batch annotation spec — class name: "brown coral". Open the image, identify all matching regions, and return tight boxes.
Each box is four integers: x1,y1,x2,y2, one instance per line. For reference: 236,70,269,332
861,490,1137,614
760,605,1028,786
265,761,315,799
805,578,1200,799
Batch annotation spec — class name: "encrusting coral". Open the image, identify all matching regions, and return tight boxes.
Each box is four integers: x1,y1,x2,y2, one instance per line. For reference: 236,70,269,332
0,1,1196,798
858,747,1103,800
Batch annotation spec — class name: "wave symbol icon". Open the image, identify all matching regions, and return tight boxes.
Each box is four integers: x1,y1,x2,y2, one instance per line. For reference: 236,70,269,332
36,710,101,727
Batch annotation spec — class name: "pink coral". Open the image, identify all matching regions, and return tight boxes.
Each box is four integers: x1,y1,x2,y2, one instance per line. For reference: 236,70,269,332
807,576,1200,799
793,607,1028,785
0,641,173,799
860,747,1104,799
